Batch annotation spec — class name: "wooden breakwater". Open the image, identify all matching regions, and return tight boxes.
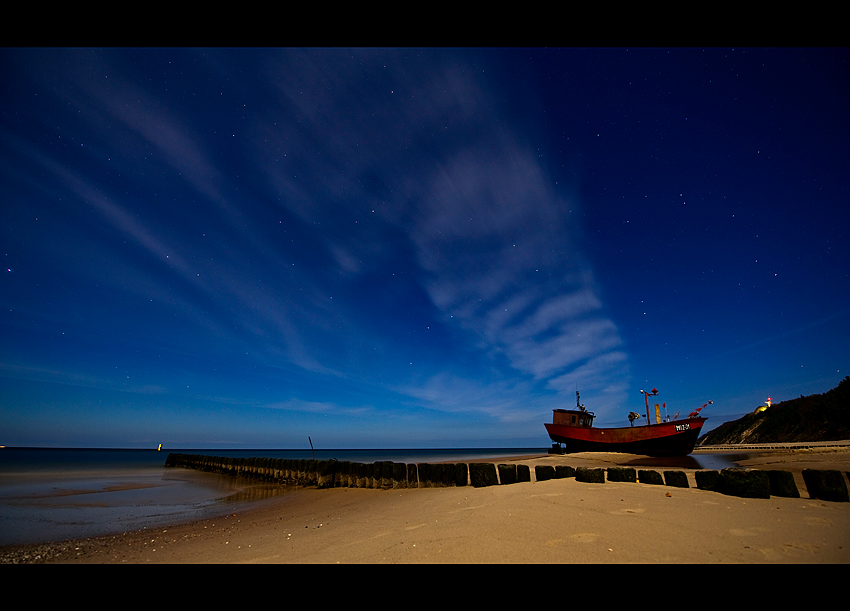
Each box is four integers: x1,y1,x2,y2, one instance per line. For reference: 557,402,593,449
164,453,849,501
163,453,531,489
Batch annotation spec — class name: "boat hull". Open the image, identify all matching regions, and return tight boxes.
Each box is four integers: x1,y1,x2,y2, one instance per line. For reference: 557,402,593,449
545,417,706,457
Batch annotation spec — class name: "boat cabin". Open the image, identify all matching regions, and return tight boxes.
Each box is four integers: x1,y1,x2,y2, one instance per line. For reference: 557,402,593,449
552,408,595,428
552,390,596,428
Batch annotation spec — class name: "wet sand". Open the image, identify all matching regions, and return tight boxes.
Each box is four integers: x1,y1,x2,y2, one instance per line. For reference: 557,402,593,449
4,445,849,564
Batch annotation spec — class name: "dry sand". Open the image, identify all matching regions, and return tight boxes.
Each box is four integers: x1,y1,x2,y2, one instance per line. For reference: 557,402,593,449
6,446,850,564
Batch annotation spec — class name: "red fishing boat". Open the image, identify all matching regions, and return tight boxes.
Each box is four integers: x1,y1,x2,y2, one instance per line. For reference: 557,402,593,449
545,388,710,457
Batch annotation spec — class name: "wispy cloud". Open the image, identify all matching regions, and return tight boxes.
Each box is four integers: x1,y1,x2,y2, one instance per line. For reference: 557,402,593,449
244,49,631,419
0,362,168,395
247,50,628,419
2,48,631,443
262,398,376,417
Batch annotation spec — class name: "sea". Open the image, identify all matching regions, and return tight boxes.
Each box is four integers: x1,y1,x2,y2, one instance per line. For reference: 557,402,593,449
0,446,741,548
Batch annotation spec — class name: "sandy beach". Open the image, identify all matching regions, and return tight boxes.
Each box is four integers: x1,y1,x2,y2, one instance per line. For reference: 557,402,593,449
4,445,849,564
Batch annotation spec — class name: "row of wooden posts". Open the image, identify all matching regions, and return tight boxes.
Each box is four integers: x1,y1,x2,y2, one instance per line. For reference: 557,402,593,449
164,453,850,502
164,453,507,489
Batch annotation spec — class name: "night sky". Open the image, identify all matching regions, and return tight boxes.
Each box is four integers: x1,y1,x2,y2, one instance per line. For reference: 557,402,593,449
2,48,848,449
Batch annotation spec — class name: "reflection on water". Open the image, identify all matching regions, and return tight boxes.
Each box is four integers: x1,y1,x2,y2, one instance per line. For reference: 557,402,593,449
220,482,295,504
620,452,749,471
178,471,296,504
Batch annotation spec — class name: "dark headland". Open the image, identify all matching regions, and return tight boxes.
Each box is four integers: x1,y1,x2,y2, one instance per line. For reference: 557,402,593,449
698,376,850,446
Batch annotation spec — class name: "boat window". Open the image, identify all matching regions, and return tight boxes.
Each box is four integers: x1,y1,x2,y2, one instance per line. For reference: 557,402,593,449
571,415,576,425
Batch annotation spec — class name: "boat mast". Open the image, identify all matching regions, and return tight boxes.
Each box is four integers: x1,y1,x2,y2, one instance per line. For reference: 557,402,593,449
641,388,658,425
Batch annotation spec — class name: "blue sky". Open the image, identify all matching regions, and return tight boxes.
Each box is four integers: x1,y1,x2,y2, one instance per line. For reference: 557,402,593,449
2,48,848,449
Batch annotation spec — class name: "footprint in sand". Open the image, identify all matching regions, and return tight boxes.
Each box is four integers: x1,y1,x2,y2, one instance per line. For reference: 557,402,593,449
729,527,770,536
610,507,646,515
545,533,600,546
569,532,600,543
759,542,819,560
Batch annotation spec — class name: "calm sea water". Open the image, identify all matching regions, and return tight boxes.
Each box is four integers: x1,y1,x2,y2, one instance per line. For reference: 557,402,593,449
0,447,547,547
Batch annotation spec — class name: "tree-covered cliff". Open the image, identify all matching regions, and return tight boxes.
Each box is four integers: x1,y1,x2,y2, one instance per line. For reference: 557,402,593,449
698,376,850,445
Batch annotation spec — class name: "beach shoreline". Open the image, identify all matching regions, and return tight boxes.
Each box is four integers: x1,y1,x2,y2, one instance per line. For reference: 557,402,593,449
3,445,849,564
